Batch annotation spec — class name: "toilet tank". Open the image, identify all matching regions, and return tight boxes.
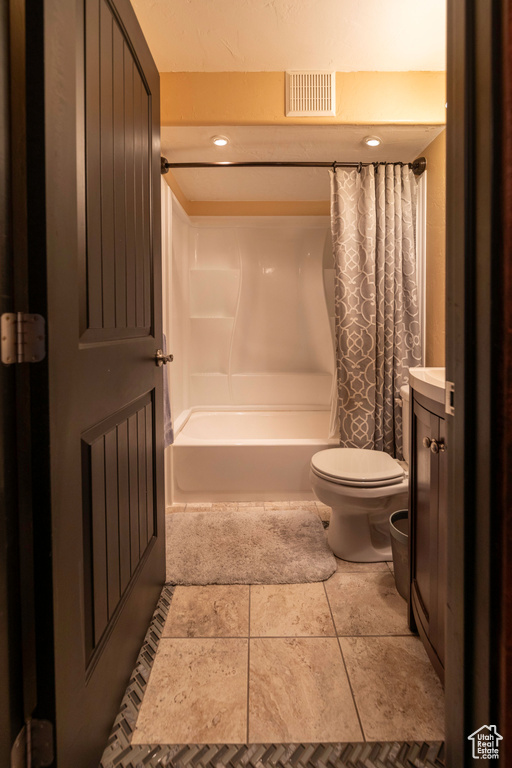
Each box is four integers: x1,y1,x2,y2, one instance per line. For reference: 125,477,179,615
400,384,410,465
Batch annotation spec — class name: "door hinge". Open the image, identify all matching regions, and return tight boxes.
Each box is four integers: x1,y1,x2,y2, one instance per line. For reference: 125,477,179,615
445,380,455,416
11,720,54,768
1,313,46,365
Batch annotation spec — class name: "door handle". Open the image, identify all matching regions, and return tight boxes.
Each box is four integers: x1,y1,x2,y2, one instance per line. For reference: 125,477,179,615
154,349,173,366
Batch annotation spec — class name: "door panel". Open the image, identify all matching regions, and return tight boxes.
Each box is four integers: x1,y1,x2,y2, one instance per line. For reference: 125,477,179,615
82,393,156,665
84,0,153,341
41,0,164,764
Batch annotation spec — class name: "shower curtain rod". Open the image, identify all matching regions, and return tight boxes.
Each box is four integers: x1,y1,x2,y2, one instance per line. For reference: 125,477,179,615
161,156,427,176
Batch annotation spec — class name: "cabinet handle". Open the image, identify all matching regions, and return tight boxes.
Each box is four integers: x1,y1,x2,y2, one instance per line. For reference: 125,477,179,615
430,439,446,454
422,437,432,449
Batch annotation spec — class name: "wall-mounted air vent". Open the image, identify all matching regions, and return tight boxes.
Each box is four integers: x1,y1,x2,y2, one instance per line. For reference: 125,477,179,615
286,71,336,117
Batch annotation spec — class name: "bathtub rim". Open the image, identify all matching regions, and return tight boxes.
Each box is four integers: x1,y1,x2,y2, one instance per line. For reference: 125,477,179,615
173,404,337,442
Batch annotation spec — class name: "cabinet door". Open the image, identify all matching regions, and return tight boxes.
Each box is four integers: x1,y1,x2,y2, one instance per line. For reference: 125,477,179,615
434,416,448,667
411,400,439,634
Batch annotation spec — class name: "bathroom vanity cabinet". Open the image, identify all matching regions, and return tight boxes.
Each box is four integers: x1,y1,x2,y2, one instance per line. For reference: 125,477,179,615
409,389,448,683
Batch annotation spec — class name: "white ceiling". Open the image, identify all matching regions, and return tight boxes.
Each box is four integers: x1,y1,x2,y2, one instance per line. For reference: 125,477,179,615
132,0,446,73
162,124,444,201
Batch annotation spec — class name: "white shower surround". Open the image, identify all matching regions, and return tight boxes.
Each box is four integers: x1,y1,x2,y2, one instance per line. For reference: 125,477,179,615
162,185,336,502
167,197,335,413
187,213,334,408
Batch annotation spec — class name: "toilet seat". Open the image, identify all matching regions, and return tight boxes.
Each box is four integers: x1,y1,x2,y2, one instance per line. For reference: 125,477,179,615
311,447,404,488
311,466,404,487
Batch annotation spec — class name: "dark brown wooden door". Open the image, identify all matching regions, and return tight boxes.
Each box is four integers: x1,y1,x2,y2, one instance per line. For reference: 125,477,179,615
41,0,164,764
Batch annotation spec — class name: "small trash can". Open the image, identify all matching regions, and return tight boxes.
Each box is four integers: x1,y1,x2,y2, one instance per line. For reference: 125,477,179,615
389,510,409,601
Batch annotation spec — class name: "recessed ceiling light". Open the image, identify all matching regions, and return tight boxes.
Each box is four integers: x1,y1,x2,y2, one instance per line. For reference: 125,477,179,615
212,135,229,146
363,136,381,147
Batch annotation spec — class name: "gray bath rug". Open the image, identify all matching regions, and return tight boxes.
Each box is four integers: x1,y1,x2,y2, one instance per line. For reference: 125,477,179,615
165,508,336,585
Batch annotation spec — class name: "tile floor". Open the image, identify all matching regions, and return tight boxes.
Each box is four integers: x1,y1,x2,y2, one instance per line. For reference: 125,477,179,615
167,499,332,522
131,502,445,746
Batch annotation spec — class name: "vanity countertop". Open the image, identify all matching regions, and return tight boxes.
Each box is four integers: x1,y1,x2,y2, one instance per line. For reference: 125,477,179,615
409,367,446,405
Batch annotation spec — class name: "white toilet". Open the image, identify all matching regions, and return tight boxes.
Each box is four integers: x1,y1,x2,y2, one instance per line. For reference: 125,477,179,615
310,385,410,562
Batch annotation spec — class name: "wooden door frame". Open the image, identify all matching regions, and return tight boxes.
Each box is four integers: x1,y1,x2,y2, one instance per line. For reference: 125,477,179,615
0,0,23,762
3,0,511,763
499,0,512,762
1,0,45,762
445,0,508,764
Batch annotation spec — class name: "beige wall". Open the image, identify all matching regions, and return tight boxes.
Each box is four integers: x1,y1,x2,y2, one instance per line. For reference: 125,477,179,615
162,69,446,217
161,71,446,126
420,129,446,366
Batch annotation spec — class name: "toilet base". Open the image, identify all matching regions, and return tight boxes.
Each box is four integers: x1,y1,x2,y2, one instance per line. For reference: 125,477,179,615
327,491,408,562
310,467,408,562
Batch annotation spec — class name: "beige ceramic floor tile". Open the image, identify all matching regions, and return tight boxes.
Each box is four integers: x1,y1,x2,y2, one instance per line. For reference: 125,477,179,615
288,501,318,513
249,637,362,743
264,501,291,509
250,583,335,637
166,503,187,513
325,572,410,635
163,585,250,637
238,501,266,507
212,502,239,511
340,636,445,741
334,558,391,574
132,638,248,744
185,503,213,513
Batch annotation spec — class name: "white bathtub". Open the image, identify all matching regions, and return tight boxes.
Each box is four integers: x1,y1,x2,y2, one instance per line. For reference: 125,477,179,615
172,409,337,502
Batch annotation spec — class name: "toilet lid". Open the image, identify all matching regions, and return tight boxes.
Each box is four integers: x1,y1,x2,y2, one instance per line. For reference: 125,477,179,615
311,448,404,484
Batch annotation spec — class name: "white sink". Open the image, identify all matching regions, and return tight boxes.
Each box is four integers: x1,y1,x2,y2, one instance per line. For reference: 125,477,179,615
409,367,446,405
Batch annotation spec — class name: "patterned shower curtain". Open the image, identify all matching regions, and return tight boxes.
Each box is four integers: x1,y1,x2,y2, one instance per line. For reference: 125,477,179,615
329,164,422,458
